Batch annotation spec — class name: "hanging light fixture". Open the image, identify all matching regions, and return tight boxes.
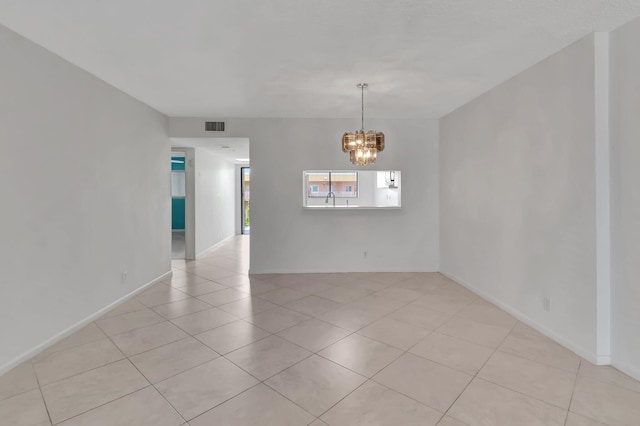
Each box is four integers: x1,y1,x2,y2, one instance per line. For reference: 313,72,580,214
342,83,384,165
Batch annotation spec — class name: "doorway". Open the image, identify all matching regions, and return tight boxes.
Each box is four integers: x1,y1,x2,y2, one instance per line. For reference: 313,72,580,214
170,148,196,260
171,153,186,258
241,167,250,235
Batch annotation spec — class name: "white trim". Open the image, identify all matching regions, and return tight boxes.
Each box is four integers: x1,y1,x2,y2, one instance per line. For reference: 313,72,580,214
196,234,236,259
0,270,172,376
440,270,599,364
612,357,640,382
594,32,612,361
248,267,439,274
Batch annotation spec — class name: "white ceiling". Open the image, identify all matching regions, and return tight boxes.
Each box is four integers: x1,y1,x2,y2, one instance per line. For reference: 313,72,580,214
0,1,639,119
171,138,250,164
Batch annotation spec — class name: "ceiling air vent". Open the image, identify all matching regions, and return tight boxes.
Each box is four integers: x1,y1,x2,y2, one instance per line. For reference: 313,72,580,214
205,121,225,132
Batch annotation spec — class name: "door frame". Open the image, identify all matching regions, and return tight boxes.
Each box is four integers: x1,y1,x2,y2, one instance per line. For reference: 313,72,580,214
171,147,196,260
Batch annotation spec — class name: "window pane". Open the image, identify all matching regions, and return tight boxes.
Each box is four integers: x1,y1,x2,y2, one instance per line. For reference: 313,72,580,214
306,172,330,197
330,172,358,198
305,171,358,198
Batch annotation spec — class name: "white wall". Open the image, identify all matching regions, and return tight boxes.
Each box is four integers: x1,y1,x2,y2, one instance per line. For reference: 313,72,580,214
0,25,171,373
439,36,599,361
170,117,439,273
610,18,640,380
194,148,237,257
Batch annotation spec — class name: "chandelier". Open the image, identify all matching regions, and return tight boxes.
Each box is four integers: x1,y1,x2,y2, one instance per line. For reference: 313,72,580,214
342,83,384,165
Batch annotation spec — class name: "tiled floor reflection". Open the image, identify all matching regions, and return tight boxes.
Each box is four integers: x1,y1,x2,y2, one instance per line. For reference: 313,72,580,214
1,235,640,425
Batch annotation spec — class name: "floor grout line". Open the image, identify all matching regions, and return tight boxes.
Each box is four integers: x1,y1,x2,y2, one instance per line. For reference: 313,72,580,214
564,359,582,426
438,318,519,424
31,362,54,426
8,238,639,425
100,330,189,425
250,289,457,421
34,356,126,389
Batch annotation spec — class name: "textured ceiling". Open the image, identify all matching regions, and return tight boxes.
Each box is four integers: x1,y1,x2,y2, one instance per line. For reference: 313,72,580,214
0,0,639,118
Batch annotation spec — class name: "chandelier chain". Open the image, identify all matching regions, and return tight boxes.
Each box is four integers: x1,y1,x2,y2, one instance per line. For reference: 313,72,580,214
361,84,364,130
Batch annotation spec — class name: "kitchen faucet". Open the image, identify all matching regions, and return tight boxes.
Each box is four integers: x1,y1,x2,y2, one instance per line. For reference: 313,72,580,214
325,191,336,207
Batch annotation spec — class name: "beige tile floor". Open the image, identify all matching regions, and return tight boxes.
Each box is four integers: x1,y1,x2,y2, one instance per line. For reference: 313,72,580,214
2,236,640,425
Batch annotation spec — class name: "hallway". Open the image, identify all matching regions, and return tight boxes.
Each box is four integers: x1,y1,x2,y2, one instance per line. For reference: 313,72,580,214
1,236,639,425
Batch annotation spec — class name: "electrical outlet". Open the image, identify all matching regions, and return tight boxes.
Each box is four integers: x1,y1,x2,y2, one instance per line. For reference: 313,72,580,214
121,271,128,284
543,296,551,312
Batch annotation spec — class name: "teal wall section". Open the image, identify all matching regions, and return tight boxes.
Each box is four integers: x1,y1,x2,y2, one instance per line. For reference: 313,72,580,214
171,157,185,170
172,198,185,230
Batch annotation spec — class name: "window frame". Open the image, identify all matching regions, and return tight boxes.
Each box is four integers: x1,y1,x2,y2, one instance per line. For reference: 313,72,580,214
305,171,358,198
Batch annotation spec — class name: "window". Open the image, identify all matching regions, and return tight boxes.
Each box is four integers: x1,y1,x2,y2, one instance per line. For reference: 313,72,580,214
305,171,358,198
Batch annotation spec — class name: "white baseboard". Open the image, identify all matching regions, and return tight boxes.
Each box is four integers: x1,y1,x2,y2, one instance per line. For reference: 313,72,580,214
196,234,235,259
440,270,599,365
611,357,640,382
0,270,172,376
248,266,440,275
